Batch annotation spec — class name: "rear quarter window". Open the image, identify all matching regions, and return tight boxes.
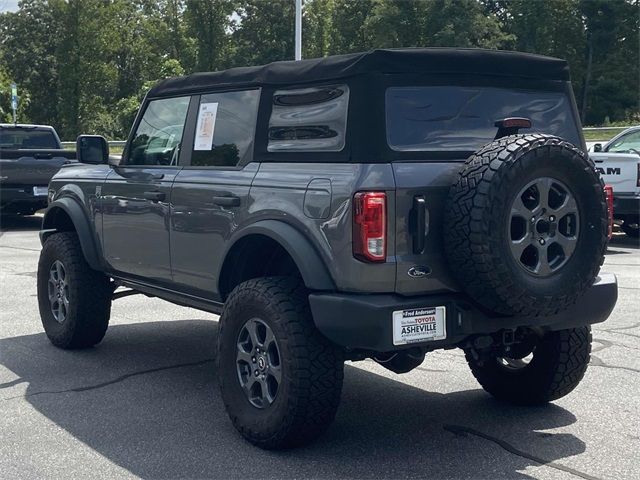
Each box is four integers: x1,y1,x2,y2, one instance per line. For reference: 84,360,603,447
386,86,580,152
267,85,349,152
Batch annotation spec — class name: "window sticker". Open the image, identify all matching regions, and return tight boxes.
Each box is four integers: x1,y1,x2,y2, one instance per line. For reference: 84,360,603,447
194,102,219,151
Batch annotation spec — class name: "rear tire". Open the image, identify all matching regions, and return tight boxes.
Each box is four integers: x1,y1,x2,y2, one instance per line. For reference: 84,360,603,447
217,277,344,449
465,327,591,405
37,232,113,349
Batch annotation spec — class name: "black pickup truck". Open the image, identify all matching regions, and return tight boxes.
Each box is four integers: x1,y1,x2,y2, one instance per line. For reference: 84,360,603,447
0,124,75,216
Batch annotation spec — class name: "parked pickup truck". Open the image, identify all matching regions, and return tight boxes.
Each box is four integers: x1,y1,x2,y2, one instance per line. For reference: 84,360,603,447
37,48,617,449
591,126,640,238
0,124,75,216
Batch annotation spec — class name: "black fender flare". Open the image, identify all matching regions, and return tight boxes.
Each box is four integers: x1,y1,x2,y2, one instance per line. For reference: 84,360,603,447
41,198,103,270
218,220,335,292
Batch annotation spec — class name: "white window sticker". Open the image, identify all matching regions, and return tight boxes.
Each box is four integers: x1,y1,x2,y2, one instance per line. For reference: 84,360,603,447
194,102,219,151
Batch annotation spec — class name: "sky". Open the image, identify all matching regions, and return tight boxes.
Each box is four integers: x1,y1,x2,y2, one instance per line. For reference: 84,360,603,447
0,0,19,13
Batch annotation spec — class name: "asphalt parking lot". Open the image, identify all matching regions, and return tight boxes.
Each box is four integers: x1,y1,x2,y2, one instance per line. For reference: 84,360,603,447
0,214,638,480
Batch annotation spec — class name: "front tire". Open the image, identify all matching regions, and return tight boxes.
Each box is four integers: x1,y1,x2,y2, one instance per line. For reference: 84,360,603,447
37,232,113,349
217,277,344,449
465,327,591,405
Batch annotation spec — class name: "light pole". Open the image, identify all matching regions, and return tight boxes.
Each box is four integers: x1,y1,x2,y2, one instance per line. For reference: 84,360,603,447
295,0,302,61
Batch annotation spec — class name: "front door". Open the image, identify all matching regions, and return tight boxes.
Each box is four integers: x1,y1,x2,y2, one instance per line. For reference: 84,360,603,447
101,96,190,284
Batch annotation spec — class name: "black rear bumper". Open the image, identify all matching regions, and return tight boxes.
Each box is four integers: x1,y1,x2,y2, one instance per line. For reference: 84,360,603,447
309,273,617,352
613,193,640,216
0,185,48,213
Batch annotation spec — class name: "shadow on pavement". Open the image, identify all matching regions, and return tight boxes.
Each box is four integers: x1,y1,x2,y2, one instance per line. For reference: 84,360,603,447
0,213,42,232
608,232,639,250
0,320,591,479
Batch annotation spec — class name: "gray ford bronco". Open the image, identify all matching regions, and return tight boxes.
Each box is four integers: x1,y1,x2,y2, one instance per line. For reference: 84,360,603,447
37,48,617,449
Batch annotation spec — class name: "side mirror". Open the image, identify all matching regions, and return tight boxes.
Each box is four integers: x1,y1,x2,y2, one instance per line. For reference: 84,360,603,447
76,135,109,164
593,143,603,152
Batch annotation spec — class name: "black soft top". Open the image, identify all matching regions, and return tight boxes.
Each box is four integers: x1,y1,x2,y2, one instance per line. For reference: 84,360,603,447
149,48,570,97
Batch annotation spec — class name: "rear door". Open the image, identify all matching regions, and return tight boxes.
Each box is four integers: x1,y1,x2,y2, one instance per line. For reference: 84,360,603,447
170,89,261,299
100,96,190,283
385,83,584,295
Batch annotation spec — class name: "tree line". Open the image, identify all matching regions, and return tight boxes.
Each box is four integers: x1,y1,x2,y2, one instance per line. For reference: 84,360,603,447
0,0,638,140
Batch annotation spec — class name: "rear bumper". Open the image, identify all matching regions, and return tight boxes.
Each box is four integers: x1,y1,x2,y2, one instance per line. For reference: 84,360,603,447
0,185,48,212
309,273,617,352
613,193,640,216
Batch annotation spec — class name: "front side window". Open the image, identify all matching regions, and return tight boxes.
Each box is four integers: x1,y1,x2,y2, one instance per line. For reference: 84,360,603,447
128,96,190,166
268,85,349,152
386,86,581,153
190,90,260,167
607,130,640,153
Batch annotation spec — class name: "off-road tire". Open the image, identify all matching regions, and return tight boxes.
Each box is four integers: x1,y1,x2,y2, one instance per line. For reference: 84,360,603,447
37,232,112,349
217,277,344,449
465,327,592,405
444,134,607,316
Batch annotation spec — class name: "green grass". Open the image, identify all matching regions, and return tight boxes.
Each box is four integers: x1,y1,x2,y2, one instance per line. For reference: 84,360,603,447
583,128,624,142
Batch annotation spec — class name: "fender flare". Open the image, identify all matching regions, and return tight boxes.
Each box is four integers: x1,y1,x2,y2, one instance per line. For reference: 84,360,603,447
41,198,103,270
218,220,336,292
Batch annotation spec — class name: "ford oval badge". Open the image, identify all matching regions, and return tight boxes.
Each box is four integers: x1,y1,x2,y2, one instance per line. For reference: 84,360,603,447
408,266,431,278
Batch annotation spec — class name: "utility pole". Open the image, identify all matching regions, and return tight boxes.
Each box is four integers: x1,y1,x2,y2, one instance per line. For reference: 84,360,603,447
295,0,302,61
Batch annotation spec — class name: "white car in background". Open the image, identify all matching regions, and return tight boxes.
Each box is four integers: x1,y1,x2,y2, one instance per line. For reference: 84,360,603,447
591,126,640,238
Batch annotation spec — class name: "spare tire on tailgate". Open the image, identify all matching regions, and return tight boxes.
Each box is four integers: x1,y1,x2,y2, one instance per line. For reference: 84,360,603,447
444,134,607,317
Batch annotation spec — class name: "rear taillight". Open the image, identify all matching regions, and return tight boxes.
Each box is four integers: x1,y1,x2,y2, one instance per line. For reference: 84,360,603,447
604,185,614,241
353,192,386,262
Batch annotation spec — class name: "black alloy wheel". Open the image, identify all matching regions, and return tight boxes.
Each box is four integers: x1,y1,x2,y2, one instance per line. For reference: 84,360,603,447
509,177,580,276
236,318,282,408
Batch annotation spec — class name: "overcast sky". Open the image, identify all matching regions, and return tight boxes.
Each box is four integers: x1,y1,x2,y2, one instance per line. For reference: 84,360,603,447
0,0,19,13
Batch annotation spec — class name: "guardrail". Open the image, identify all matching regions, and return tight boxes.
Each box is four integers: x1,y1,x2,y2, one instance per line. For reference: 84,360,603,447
61,140,126,149
582,126,630,131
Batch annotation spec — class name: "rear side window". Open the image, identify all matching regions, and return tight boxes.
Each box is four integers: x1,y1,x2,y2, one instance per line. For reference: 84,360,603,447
128,96,190,166
190,89,260,167
268,85,349,152
0,128,58,149
386,86,581,152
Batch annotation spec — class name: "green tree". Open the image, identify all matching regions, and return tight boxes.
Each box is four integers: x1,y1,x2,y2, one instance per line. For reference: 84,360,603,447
0,63,31,123
232,0,295,66
56,0,119,138
579,0,639,124
184,0,234,72
0,0,63,126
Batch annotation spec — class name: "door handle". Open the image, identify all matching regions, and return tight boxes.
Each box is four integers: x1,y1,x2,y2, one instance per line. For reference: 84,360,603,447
411,196,428,254
143,191,166,202
211,195,240,207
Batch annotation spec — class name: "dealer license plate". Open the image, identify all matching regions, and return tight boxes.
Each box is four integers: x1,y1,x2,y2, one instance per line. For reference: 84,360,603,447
392,306,446,345
33,186,48,196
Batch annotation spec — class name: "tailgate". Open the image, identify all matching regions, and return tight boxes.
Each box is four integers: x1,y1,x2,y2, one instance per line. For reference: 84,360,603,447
591,151,640,193
0,150,75,186
393,162,462,295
